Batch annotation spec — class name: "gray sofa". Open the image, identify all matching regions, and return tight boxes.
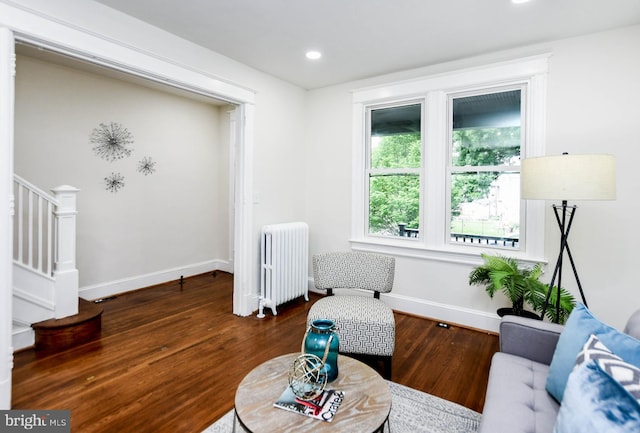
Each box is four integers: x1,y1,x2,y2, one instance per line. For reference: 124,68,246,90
479,310,640,433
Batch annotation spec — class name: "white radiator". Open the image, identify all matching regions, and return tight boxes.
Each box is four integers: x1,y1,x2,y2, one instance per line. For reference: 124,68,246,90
258,222,309,318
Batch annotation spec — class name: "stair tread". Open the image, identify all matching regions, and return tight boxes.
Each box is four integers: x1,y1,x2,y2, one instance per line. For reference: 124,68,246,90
32,299,103,330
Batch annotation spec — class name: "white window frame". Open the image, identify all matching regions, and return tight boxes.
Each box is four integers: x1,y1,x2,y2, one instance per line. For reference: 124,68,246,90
446,84,525,249
351,55,549,265
365,100,424,238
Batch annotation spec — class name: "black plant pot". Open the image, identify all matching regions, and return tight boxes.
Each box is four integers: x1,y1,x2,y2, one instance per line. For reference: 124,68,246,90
497,307,541,320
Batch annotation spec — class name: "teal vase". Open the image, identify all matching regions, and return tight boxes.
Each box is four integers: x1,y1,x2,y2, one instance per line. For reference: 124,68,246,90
303,319,340,382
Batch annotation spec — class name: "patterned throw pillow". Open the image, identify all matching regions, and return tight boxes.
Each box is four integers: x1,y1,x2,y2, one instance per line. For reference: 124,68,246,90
575,334,640,402
575,333,621,366
600,357,640,401
553,360,640,433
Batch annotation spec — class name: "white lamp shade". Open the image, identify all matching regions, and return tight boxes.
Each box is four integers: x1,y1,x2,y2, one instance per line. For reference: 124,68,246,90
521,154,616,201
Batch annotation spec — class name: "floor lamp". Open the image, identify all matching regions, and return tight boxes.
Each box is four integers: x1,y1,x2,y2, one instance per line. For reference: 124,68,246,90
521,153,616,322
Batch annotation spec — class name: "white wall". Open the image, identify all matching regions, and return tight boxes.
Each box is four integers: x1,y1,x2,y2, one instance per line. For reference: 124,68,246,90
543,25,640,326
14,54,232,293
305,24,640,331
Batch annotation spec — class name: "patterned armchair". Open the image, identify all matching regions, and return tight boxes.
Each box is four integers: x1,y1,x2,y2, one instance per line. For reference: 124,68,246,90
307,252,396,379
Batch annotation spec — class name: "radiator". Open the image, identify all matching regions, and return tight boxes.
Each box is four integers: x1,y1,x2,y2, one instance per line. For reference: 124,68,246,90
258,222,309,318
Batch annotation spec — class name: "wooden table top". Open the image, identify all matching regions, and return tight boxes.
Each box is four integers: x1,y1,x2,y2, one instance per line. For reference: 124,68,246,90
234,353,392,433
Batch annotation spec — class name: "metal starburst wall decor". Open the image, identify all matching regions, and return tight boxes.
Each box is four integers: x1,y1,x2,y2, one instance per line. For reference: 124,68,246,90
105,172,125,193
137,156,157,176
90,122,134,162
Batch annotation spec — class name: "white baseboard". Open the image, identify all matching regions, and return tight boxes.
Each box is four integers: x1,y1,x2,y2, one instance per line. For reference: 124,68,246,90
382,293,500,333
79,260,233,301
307,278,500,333
12,324,34,352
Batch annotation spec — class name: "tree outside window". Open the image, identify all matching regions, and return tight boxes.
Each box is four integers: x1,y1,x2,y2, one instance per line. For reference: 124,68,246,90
367,89,523,247
368,104,421,237
449,89,522,248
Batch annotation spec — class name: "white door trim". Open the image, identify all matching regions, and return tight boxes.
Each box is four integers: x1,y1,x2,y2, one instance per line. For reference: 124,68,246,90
0,26,15,410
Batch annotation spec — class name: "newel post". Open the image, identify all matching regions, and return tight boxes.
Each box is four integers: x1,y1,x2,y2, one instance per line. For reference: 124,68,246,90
52,185,80,318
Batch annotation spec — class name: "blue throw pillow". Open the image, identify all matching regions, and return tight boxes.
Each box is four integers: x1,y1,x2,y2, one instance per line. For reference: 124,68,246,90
553,360,640,433
546,304,640,402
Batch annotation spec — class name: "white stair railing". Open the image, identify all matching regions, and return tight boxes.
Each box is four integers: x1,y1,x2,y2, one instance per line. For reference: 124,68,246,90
13,175,79,318
13,175,56,278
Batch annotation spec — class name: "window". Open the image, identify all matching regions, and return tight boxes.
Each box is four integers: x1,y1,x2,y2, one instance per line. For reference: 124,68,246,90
352,55,548,262
449,88,522,249
367,103,422,237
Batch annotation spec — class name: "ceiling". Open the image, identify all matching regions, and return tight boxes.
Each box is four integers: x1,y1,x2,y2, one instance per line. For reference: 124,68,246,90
93,0,640,90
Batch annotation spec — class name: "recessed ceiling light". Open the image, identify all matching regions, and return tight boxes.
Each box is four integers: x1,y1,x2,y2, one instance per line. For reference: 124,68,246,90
305,51,322,60
511,0,531,3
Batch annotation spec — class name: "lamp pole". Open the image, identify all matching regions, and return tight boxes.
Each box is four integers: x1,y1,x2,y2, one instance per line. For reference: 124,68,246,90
541,200,587,322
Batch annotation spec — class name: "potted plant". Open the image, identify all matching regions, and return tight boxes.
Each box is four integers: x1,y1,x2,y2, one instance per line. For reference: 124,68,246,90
469,253,575,323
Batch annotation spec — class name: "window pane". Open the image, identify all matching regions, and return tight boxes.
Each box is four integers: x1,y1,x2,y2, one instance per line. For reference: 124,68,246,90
370,104,421,169
453,90,521,129
451,90,521,167
368,102,422,239
371,133,421,169
450,171,520,247
450,89,522,249
452,127,521,167
369,174,420,237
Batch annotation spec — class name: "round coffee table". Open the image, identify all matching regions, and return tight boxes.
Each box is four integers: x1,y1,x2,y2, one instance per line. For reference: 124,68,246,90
234,353,391,433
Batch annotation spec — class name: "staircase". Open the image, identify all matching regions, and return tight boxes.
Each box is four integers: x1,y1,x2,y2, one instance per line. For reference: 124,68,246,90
12,175,88,351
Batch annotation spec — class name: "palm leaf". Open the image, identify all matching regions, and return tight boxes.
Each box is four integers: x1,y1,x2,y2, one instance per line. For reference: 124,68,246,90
528,285,576,324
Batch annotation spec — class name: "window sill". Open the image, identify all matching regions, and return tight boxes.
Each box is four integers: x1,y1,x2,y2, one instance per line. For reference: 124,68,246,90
349,236,547,266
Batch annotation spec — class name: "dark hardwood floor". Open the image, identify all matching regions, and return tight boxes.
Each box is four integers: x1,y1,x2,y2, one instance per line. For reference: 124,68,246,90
12,272,498,432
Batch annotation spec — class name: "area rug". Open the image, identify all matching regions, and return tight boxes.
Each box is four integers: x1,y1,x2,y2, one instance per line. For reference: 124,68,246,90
202,381,481,433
